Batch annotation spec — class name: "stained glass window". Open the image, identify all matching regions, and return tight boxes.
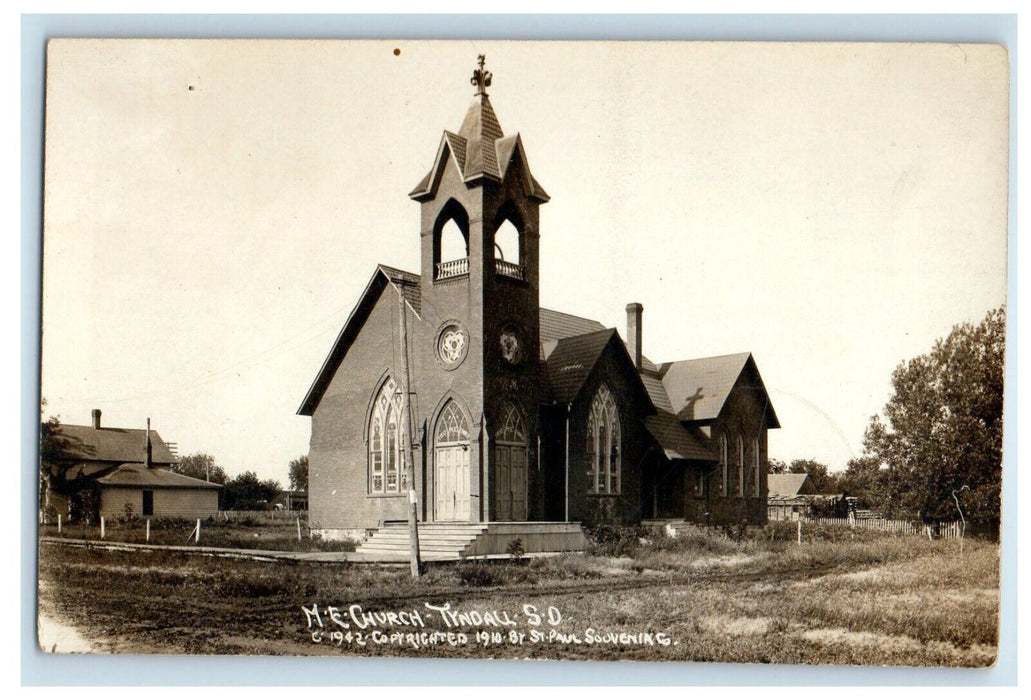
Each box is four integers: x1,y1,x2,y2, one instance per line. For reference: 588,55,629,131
719,435,728,497
435,400,470,444
587,385,621,495
496,402,526,444
753,437,761,497
368,378,406,494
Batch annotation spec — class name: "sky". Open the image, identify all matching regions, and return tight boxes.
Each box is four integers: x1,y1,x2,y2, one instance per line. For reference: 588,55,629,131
41,40,1009,485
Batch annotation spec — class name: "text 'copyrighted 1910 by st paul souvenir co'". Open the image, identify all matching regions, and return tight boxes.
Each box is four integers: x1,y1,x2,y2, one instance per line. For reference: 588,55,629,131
301,602,677,651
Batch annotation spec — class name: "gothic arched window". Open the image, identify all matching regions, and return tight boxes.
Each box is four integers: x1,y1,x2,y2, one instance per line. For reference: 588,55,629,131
496,402,527,444
719,434,728,497
493,205,524,280
587,385,621,495
736,434,745,497
435,400,470,445
433,200,471,280
369,378,406,495
752,436,761,497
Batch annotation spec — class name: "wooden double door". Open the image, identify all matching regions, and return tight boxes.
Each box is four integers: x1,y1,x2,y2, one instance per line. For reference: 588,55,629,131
434,444,471,521
493,443,528,521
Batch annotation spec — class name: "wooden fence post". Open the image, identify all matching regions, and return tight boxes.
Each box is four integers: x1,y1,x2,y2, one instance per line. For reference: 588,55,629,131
100,516,105,539
57,514,62,533
196,519,201,544
797,520,802,545
146,519,151,542
296,517,302,542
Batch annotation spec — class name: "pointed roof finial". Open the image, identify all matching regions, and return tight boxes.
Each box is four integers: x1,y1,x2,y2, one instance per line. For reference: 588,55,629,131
470,54,492,96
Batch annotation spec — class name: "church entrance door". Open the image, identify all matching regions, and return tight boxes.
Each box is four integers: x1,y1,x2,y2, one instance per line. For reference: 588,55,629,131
494,445,527,521
434,445,470,521
493,403,529,521
433,401,471,521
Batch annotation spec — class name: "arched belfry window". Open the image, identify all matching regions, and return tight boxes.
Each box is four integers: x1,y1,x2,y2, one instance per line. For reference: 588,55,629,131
587,385,621,495
493,204,525,281
494,219,523,280
434,200,470,281
369,378,407,495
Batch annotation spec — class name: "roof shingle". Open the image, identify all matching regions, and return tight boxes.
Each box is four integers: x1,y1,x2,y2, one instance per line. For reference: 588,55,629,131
642,411,715,461
56,424,176,465
544,328,618,405
659,353,753,422
96,463,222,489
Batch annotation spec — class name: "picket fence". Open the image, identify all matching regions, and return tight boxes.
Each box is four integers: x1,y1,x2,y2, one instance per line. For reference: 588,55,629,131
218,510,307,522
807,516,964,539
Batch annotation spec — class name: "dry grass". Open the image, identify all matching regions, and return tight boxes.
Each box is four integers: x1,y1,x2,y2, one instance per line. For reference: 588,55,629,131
36,527,999,666
39,517,357,552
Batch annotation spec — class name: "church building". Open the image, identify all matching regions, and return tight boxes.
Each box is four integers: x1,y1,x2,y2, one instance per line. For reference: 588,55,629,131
298,57,779,547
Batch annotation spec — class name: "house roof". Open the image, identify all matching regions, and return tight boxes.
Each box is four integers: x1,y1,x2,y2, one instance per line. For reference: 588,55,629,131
658,353,780,428
56,423,176,464
766,473,814,499
545,328,619,405
642,411,715,461
409,94,549,202
95,464,222,489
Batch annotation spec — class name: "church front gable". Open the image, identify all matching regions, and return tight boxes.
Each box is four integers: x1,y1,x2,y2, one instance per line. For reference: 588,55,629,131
306,281,425,533
563,337,656,528
701,363,774,526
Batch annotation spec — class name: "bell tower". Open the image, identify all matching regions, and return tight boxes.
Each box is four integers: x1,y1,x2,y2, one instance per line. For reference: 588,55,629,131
410,56,550,520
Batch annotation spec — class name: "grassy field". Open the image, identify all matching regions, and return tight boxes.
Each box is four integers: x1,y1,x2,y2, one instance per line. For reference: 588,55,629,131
36,523,998,666
39,516,356,552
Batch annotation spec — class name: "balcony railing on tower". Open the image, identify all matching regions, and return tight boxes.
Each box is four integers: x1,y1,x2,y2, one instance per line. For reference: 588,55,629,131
435,257,470,280
494,258,525,281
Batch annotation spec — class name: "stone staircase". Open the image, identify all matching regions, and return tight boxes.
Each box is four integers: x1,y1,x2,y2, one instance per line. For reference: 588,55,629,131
355,522,488,561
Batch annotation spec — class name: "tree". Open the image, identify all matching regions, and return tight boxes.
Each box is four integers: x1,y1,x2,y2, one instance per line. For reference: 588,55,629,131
175,452,228,484
837,456,889,510
288,455,309,492
222,471,282,511
786,458,838,494
768,457,837,492
39,399,68,516
862,306,1004,525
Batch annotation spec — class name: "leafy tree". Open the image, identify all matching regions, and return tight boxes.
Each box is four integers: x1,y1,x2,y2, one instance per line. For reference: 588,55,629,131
175,452,228,484
222,471,282,511
288,455,309,492
862,306,1004,525
786,458,838,493
39,399,93,520
39,399,65,502
769,457,837,492
837,456,888,510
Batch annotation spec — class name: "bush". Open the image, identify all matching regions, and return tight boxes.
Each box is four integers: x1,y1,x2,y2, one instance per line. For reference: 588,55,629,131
453,561,539,587
506,538,525,560
585,524,647,557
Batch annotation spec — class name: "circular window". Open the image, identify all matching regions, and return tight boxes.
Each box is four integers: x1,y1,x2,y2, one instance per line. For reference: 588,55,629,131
498,325,524,367
435,321,469,370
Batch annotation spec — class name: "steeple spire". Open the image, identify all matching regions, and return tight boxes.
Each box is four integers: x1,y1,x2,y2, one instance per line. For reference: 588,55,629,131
470,54,492,96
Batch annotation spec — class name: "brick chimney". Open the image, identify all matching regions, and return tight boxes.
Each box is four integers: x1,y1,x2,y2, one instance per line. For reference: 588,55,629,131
145,417,153,468
626,302,643,370
92,409,102,430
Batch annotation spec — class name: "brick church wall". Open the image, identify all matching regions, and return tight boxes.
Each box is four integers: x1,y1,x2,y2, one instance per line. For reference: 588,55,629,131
565,343,654,528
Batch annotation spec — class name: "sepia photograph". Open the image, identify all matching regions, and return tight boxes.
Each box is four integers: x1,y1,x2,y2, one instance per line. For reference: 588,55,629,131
36,38,1009,669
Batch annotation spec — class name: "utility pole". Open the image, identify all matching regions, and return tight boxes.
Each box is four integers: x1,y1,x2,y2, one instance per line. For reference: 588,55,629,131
393,277,422,578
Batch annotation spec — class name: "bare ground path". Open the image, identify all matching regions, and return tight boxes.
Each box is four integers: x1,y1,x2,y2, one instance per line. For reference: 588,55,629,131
36,533,1000,665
